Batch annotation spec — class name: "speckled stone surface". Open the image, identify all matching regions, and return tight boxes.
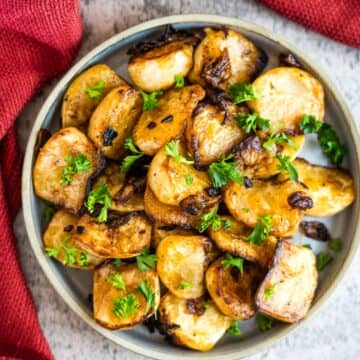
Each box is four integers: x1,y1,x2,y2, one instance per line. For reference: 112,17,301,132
15,0,360,359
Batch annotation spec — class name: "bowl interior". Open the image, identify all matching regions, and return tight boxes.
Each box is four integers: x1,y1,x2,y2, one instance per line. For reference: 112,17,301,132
22,15,360,360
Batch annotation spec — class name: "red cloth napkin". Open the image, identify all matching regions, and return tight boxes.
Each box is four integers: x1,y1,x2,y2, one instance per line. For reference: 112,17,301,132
0,1,82,359
260,0,360,48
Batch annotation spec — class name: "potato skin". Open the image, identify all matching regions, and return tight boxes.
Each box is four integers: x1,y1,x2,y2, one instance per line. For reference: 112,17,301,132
255,241,317,323
33,127,102,214
188,27,266,90
93,262,160,329
208,216,277,268
156,235,218,299
72,212,151,258
248,67,324,134
43,210,104,269
132,85,205,156
88,86,142,160
128,41,194,92
62,64,127,129
159,293,232,351
206,257,264,319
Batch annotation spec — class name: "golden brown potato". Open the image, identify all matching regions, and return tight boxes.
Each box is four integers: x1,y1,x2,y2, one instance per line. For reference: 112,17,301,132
156,235,218,299
234,134,305,179
206,257,264,319
278,158,355,217
88,86,142,160
72,212,151,258
188,27,266,90
62,64,127,128
208,216,277,268
248,67,324,133
159,293,232,351
43,210,104,269
33,127,102,214
133,85,205,156
186,103,245,166
224,179,311,237
128,41,194,92
255,241,317,323
93,262,160,329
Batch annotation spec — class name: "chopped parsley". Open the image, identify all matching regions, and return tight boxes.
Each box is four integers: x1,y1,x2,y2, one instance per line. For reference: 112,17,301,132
221,254,244,275
107,271,126,291
228,83,260,104
197,210,230,233
299,114,322,134
276,154,298,181
113,259,122,268
256,313,275,331
329,238,342,252
120,136,145,172
208,154,244,188
165,140,194,165
235,112,270,134
85,181,112,222
246,214,272,245
45,235,77,266
79,251,89,267
179,281,193,290
85,80,105,100
303,244,312,250
60,154,91,185
185,174,193,186
140,90,163,111
226,320,243,337
113,294,140,319
262,133,297,152
136,248,158,272
44,201,56,222
174,74,185,89
264,284,276,300
242,207,249,213
316,252,333,271
137,280,156,313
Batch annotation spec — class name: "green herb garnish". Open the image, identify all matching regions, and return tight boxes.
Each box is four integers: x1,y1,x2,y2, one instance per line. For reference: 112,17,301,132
165,140,194,165
197,210,230,233
179,281,193,290
107,271,126,291
120,136,145,172
113,259,122,268
264,284,276,300
44,201,56,222
85,80,105,100
263,133,297,152
329,238,342,252
113,294,140,319
276,154,298,181
45,235,77,266
221,254,244,275
226,320,243,337
299,114,322,134
303,244,312,250
60,154,91,185
136,248,158,272
228,83,260,104
185,174,193,186
174,74,185,89
235,112,270,134
79,251,89,267
140,90,163,111
85,181,111,222
246,214,272,245
137,280,156,313
256,313,275,331
316,252,333,271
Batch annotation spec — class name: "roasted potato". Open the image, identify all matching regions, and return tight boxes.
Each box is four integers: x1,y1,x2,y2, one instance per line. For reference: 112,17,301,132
159,293,232,351
62,64,127,128
234,134,305,179
93,262,160,329
278,158,355,217
128,40,194,92
188,27,266,90
255,241,317,323
33,127,102,214
248,67,324,133
224,179,311,237
206,257,264,319
208,216,277,268
156,235,218,299
43,210,104,269
186,103,245,166
132,85,205,156
88,86,142,160
72,212,151,258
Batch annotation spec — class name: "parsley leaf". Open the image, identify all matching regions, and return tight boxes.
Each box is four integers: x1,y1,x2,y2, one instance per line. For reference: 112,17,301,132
226,320,243,337
316,252,333,271
107,271,126,291
329,238,342,252
85,80,105,100
235,112,270,134
197,210,230,233
120,136,145,172
60,154,91,185
45,235,77,266
303,244,312,250
113,259,122,268
221,254,244,275
44,201,56,222
79,251,89,267
276,154,298,181
228,83,260,104
263,133,297,152
140,90,163,111
264,284,276,300
136,248,158,272
185,174,193,186
137,280,156,313
256,313,275,331
174,74,185,89
165,140,194,165
246,215,272,245
85,181,112,222
179,281,193,290
317,123,346,166
300,114,322,134
208,154,244,188
113,294,140,319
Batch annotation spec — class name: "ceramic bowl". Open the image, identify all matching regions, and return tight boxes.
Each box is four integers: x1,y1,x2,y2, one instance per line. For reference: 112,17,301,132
22,14,360,360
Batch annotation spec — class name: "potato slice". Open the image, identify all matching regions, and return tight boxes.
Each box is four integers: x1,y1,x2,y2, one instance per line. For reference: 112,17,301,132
206,257,264,319
188,27,266,90
72,212,151,258
234,134,305,179
132,85,205,156
33,127,102,214
248,67,324,133
88,86,142,160
224,179,310,237
208,216,277,268
43,210,104,269
94,262,160,329
280,158,355,217
186,103,245,166
159,293,231,351
62,64,127,128
156,235,218,299
255,241,317,323
128,40,194,92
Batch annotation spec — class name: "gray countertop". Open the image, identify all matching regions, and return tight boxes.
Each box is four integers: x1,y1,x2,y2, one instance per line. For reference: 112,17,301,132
15,0,360,359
